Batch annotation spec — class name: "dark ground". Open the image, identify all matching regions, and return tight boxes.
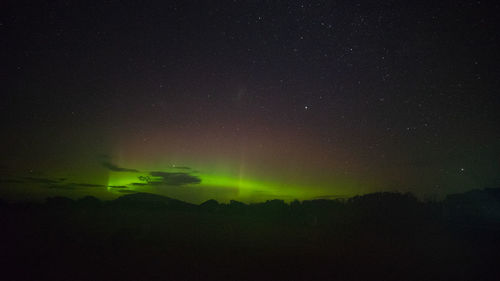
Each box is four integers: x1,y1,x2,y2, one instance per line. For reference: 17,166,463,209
1,189,500,281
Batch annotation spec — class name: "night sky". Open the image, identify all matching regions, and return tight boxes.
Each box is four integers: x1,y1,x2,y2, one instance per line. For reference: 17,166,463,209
2,1,499,203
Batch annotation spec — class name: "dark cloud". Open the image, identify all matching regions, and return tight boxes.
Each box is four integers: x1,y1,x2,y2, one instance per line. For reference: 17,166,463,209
108,185,128,188
172,166,191,170
22,177,60,184
72,183,106,187
149,171,201,186
101,162,139,173
46,184,77,190
117,190,138,193
45,182,106,190
131,182,148,186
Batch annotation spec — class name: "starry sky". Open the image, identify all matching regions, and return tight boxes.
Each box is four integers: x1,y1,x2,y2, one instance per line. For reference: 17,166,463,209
1,1,499,203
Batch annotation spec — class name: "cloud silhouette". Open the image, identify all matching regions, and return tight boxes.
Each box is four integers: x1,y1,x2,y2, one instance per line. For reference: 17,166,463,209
22,177,61,184
172,166,191,170
73,183,106,187
46,184,79,190
117,190,138,193
45,182,107,190
101,162,139,172
149,171,201,186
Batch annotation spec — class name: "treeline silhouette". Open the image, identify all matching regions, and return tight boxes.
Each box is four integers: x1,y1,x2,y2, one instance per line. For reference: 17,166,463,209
1,189,500,281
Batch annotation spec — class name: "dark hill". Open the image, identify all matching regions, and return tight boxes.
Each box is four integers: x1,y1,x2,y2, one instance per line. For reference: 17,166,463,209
1,189,500,281
111,192,196,210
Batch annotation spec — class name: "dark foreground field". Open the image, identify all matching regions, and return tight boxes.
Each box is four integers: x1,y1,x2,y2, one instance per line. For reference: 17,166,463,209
1,189,500,281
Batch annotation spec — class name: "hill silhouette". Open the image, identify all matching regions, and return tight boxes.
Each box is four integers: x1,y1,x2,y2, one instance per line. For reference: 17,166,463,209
1,189,499,281
112,192,197,210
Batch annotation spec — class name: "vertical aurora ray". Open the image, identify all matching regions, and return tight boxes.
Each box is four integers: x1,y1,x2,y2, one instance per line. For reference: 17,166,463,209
99,128,369,203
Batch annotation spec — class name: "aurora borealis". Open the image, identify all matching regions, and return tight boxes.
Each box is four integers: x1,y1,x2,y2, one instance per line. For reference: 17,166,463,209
1,1,499,203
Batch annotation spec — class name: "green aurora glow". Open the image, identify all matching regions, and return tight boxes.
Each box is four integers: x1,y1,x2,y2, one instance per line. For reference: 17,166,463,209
105,166,361,203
